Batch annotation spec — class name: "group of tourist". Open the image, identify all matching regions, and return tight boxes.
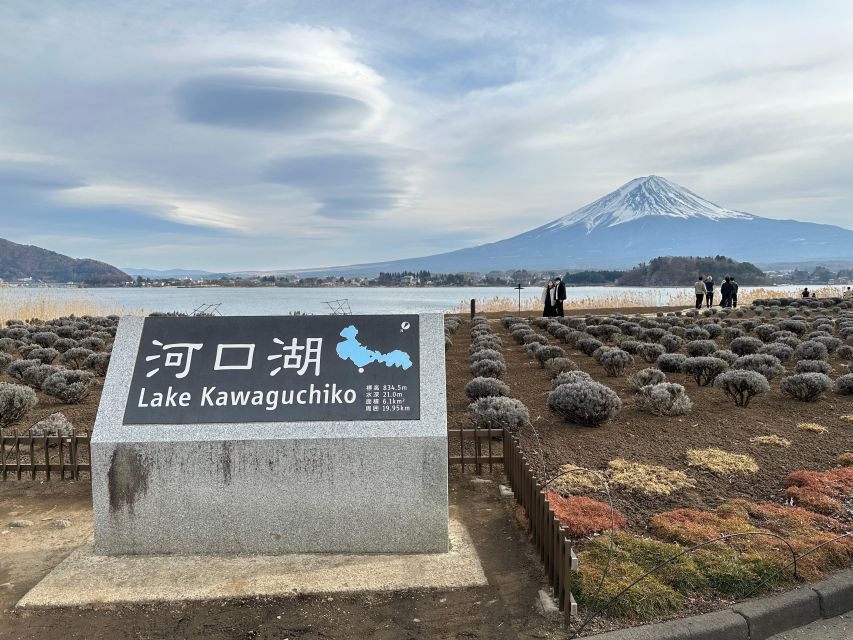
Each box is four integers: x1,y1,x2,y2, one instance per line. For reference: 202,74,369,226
541,277,567,316
693,275,739,309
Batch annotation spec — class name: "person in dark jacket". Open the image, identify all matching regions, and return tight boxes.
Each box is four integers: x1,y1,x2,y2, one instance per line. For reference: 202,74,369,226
730,277,739,307
704,275,714,308
554,276,567,316
802,287,810,298
720,276,733,308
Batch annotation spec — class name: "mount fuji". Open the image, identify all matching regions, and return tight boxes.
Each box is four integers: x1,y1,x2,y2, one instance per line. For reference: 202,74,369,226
304,176,853,275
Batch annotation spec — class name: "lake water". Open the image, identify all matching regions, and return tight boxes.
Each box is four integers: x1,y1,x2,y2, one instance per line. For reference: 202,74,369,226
0,284,814,317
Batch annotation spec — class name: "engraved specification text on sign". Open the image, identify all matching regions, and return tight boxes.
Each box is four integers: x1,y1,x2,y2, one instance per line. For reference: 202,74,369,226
123,315,421,424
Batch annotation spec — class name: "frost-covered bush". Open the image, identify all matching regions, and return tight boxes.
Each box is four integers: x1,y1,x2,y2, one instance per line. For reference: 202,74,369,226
710,349,738,366
0,352,11,370
552,370,594,388
795,360,832,375
468,396,529,433
465,376,510,400
84,352,111,375
723,327,744,343
795,340,829,362
535,345,567,366
758,343,794,362
5,327,29,341
636,382,692,416
471,348,504,364
470,358,506,379
545,357,578,377
811,336,842,354
778,319,808,335
52,337,78,353
577,337,604,356
658,334,684,353
836,374,853,395
656,353,687,373
779,373,832,402
522,343,542,357
0,337,17,354
596,348,634,377
754,324,779,342
548,380,622,426
470,334,501,351
836,345,853,361
683,357,729,386
6,358,40,382
618,340,643,354
511,327,534,343
640,328,667,342
686,340,717,357
685,327,711,340
713,370,770,407
628,367,667,392
30,331,59,347
41,369,94,404
639,343,666,363
62,347,95,369
522,334,548,348
0,382,38,426
733,354,784,381
587,325,621,341
79,336,106,352
730,336,764,356
28,347,59,364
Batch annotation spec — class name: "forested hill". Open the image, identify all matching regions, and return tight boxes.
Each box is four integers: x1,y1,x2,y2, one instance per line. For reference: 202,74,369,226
616,256,771,286
0,237,131,285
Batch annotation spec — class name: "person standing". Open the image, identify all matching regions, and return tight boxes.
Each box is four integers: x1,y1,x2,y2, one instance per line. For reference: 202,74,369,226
542,279,556,317
730,277,739,307
720,276,733,308
694,276,706,309
802,287,810,298
704,275,715,308
554,276,567,316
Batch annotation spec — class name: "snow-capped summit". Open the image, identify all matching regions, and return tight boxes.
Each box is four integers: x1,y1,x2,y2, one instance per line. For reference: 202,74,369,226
300,175,853,275
548,175,754,232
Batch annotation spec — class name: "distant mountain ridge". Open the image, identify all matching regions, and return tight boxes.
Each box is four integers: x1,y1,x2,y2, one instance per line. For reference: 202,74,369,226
291,176,853,275
0,237,130,285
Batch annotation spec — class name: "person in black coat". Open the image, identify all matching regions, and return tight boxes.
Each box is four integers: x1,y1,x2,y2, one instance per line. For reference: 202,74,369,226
730,277,739,307
542,280,556,317
554,277,567,317
720,276,734,308
704,275,714,308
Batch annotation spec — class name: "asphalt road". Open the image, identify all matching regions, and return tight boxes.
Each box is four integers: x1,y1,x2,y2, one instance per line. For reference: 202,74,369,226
768,614,852,639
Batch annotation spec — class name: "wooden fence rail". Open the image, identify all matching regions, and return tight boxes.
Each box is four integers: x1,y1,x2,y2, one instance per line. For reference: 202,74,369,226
0,433,91,481
447,426,504,473
503,429,578,625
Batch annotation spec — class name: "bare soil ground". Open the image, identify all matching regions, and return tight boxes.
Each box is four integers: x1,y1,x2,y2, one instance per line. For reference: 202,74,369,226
487,315,853,530
0,477,567,640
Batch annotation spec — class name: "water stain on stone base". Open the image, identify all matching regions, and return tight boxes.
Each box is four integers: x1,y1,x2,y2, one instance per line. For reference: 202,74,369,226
107,445,151,514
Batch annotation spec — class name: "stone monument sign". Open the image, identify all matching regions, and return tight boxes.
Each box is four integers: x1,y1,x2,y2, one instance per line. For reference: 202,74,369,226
92,313,448,555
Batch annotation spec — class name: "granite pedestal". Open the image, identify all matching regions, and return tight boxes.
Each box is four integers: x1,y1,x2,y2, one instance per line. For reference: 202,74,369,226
92,313,448,555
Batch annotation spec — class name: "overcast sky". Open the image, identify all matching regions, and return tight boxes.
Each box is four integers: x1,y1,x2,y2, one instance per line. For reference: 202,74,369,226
1,1,851,271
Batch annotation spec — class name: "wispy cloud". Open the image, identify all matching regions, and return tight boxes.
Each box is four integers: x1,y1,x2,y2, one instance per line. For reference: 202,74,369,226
0,1,851,270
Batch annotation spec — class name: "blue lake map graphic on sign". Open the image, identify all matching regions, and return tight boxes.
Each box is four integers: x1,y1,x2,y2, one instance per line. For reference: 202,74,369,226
336,325,413,373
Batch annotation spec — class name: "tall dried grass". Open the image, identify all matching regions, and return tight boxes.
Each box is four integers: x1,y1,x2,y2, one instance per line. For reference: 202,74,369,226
459,290,693,313
458,285,847,313
0,290,139,323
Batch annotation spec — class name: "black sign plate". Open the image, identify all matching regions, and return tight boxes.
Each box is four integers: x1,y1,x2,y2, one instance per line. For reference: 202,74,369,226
122,315,420,424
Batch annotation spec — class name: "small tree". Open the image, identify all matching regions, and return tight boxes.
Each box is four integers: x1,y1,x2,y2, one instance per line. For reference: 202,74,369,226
636,382,692,416
548,380,622,426
779,373,832,402
683,357,729,386
713,370,770,407
0,382,38,427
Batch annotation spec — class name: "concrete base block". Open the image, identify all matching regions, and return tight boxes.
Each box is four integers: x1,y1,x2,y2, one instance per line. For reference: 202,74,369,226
684,609,749,640
18,513,484,609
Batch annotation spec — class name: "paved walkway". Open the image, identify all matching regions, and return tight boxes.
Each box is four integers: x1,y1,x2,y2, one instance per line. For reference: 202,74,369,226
768,613,852,639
